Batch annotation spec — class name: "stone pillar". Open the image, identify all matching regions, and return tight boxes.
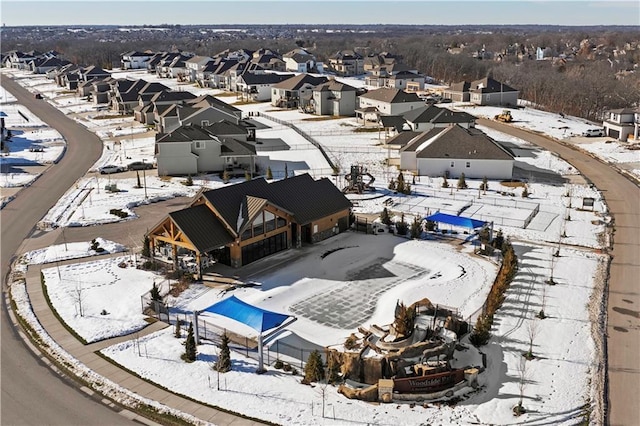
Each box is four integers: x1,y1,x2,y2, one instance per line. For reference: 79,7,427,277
378,379,394,403
464,367,479,388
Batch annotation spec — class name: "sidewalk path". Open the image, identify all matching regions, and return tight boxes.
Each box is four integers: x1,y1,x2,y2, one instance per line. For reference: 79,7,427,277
23,254,266,425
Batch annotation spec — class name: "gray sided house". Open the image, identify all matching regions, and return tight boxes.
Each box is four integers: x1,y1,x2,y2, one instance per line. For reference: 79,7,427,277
185,56,214,82
156,124,256,176
399,125,514,179
442,81,471,102
402,105,477,132
236,73,295,102
469,77,518,106
310,80,357,116
327,50,364,76
271,74,329,109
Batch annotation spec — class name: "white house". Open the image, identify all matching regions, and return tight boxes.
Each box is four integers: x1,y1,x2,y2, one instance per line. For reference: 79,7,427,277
399,125,514,179
603,108,639,141
402,105,476,132
121,51,153,70
236,73,294,102
283,48,323,73
357,87,424,117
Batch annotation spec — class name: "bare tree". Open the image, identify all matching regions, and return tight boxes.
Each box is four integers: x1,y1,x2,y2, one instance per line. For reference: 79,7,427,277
525,319,539,360
70,280,85,317
515,356,529,416
537,282,547,319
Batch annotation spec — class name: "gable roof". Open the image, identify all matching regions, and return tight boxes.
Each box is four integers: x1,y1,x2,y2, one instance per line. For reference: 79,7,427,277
403,105,476,124
469,77,517,94
403,125,514,160
272,74,328,91
359,87,422,104
150,90,197,103
312,80,357,92
240,73,294,85
169,204,234,252
385,131,422,147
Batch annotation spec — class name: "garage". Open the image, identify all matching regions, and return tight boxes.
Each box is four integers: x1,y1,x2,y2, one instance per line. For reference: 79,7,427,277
607,128,620,140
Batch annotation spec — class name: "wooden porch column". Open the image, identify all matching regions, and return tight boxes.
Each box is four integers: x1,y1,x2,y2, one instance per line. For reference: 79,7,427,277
172,244,178,270
196,252,203,281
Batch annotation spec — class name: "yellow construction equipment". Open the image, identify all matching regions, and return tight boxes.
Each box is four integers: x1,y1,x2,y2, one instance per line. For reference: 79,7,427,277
494,110,513,122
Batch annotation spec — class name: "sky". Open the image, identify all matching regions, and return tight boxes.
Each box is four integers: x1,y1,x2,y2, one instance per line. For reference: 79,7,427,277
1,0,639,26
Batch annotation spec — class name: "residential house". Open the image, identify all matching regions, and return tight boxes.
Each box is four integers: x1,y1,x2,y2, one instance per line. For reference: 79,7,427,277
149,90,198,127
250,49,285,71
385,70,426,92
4,50,43,69
121,51,154,69
223,62,266,92
155,123,256,176
29,57,71,74
157,102,243,135
603,108,639,141
185,56,214,82
146,173,352,271
112,79,170,115
365,62,417,88
209,59,240,89
356,88,424,121
309,80,357,116
271,74,329,109
402,105,477,132
399,125,514,179
77,66,111,83
327,50,364,76
156,53,192,79
283,48,323,73
236,73,295,102
187,95,243,124
442,81,471,102
363,52,400,72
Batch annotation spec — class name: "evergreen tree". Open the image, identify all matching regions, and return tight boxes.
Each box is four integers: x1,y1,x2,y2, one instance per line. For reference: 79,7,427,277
481,176,489,192
442,176,449,188
396,172,405,193
215,333,232,372
326,354,341,384
395,213,408,235
141,235,150,257
182,322,197,362
266,166,273,180
185,175,193,186
150,282,162,302
457,173,468,189
404,182,411,195
410,216,422,239
222,170,230,183
303,350,325,383
388,179,396,191
522,186,529,198
380,207,392,225
174,319,182,338
245,170,251,181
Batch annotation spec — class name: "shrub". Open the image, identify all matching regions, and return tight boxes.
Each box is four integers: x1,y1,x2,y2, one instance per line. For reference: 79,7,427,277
380,207,392,225
326,355,341,384
480,176,489,192
274,359,284,369
395,213,408,235
109,209,129,219
245,170,251,181
174,319,182,338
266,166,273,180
303,350,325,384
282,363,292,372
181,322,197,362
457,173,468,189
344,333,360,350
222,170,230,183
410,216,422,239
522,187,529,198
90,238,106,252
214,333,231,373
141,236,150,257
469,314,492,346
393,302,416,337
183,175,193,186
442,176,449,188
150,282,162,302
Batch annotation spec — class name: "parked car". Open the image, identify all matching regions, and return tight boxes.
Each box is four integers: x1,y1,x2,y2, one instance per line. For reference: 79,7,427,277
127,161,154,171
99,164,125,174
34,93,43,99
582,128,604,137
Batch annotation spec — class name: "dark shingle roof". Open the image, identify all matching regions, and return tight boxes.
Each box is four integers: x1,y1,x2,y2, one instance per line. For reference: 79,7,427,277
220,138,257,157
150,90,197,103
312,80,357,92
169,204,234,252
206,120,247,136
469,77,517,94
403,105,476,124
385,131,421,147
202,174,352,229
272,74,329,91
240,73,294,85
359,87,421,104
405,125,515,160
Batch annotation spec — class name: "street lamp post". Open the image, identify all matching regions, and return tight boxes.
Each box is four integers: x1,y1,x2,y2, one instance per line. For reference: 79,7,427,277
142,159,148,199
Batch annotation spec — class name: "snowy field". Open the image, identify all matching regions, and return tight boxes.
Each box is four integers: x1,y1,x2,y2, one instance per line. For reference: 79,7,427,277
3,67,615,424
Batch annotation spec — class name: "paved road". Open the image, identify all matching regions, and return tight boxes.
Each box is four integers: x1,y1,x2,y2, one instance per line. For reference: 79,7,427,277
480,118,640,426
1,77,135,425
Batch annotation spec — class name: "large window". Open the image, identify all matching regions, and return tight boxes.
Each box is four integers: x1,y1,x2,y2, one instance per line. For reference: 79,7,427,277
241,210,288,241
241,231,287,265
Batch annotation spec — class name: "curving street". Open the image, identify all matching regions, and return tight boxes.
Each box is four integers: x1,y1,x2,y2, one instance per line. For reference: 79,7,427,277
0,76,636,426
1,76,134,425
480,118,640,426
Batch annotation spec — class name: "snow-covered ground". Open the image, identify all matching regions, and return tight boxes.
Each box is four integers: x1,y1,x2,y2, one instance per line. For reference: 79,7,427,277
3,67,615,425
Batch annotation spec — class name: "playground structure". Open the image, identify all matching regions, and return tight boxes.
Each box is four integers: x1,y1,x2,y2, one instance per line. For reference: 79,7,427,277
343,165,376,194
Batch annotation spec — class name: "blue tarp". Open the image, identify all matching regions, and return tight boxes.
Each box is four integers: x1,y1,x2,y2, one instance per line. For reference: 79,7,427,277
202,295,291,333
425,212,487,229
